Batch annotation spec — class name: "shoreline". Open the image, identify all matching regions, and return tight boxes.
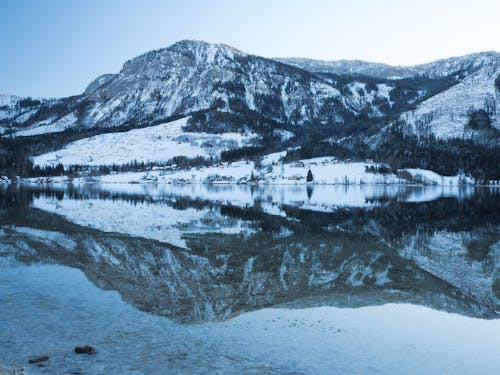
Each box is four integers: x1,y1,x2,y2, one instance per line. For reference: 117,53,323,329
5,156,500,188
10,179,500,188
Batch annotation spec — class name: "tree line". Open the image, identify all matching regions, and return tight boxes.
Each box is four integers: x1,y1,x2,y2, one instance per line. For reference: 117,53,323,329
0,153,216,179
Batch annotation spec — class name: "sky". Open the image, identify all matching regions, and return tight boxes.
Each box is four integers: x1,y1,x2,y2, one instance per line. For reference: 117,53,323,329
1,0,499,98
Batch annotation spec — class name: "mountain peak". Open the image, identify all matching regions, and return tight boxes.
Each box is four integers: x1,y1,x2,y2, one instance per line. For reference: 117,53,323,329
168,39,241,51
120,40,244,74
0,93,21,106
166,39,244,61
167,39,210,51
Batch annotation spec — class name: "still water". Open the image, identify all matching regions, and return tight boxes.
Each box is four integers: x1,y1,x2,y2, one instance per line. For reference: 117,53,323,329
0,183,499,374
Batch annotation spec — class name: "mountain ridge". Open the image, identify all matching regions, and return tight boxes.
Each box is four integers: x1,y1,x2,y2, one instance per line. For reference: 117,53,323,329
0,40,499,180
277,50,500,79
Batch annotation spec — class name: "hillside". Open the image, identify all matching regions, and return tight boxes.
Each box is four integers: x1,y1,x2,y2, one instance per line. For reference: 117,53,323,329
0,40,499,181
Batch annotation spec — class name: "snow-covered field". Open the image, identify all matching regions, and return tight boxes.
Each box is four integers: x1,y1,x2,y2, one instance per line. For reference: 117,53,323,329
31,155,476,187
1,265,499,375
27,112,484,187
33,117,258,167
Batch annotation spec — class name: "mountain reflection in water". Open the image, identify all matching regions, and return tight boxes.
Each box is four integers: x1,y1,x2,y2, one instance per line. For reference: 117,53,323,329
0,183,499,323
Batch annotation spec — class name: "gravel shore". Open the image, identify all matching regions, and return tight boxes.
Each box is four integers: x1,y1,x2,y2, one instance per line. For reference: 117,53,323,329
0,367,26,375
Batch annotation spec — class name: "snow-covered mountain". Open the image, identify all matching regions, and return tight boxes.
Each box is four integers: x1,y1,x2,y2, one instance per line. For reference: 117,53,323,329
275,58,418,79
3,41,498,140
278,51,500,79
1,41,499,178
401,54,500,139
1,40,351,136
281,52,500,140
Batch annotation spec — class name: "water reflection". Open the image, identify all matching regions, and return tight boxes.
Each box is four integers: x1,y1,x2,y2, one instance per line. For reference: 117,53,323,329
0,183,499,323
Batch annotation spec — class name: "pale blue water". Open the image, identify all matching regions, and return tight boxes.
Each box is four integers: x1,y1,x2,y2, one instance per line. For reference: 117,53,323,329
1,184,499,374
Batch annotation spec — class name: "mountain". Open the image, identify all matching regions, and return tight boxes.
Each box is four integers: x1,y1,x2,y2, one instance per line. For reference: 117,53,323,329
275,58,418,79
401,54,500,140
1,40,348,135
0,40,499,179
279,51,500,140
277,51,500,79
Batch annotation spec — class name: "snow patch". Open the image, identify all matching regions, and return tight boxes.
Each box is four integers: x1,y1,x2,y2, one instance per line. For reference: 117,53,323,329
33,117,258,167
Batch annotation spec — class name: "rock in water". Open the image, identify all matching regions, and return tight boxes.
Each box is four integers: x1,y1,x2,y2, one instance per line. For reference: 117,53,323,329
28,355,49,364
74,345,96,355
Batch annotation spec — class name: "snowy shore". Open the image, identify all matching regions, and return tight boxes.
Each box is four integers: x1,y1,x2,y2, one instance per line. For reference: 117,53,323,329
22,156,492,187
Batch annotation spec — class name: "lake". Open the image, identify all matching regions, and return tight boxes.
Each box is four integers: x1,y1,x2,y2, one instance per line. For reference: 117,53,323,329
1,183,499,374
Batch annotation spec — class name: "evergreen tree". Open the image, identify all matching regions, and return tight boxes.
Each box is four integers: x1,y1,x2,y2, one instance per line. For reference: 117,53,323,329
306,169,314,182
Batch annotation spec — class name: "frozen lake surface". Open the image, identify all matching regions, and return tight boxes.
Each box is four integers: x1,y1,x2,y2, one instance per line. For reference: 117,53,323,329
0,183,499,374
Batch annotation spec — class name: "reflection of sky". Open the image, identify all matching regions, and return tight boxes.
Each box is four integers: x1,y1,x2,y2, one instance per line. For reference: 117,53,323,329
1,0,499,97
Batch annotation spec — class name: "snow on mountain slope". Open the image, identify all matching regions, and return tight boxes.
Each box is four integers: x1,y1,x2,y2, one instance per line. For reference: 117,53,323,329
0,94,82,137
51,40,346,131
87,47,496,142
341,82,394,116
33,117,258,167
279,52,500,140
275,58,417,78
1,42,499,149
401,59,500,139
412,51,500,79
0,40,355,137
14,112,78,137
277,52,500,80
0,94,20,107
0,94,46,121
0,94,35,134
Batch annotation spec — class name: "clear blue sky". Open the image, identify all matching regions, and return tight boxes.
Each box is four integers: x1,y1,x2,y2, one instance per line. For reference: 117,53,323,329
1,0,499,98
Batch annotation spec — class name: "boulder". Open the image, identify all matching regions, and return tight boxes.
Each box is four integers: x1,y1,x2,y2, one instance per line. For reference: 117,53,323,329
74,345,96,355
